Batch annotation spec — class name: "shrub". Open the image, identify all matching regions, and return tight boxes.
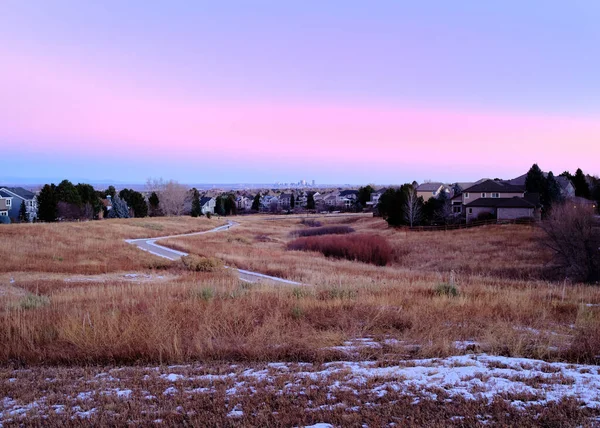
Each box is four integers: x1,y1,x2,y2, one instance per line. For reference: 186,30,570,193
292,225,354,237
191,287,214,301
434,283,459,297
477,212,496,221
181,255,222,272
19,294,50,310
300,218,322,227
206,212,212,219
287,234,393,266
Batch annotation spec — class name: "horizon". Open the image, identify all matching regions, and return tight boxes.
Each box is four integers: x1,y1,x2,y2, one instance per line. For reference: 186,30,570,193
2,1,600,182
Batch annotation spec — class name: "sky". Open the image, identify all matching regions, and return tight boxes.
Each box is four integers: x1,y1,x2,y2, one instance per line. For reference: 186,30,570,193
1,1,599,185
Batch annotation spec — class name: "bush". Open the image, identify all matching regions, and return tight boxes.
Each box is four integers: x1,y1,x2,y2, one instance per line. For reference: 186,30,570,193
541,203,600,283
19,294,50,310
434,283,459,297
477,212,496,221
287,234,393,266
0,216,10,224
206,212,212,219
181,255,222,272
292,225,354,237
300,218,322,227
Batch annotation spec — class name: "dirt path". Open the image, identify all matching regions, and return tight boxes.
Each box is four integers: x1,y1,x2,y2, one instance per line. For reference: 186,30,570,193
125,220,304,286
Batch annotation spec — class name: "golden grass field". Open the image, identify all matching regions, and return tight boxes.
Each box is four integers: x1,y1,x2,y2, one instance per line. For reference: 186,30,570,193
1,214,600,425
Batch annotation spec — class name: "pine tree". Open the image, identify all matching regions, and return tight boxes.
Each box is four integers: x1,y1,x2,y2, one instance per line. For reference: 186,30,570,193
37,184,58,222
56,180,82,206
290,194,295,209
251,193,261,211
107,195,130,218
18,201,29,222
148,192,160,216
191,189,201,217
306,193,315,210
573,168,591,199
525,164,546,194
546,171,563,205
358,185,374,206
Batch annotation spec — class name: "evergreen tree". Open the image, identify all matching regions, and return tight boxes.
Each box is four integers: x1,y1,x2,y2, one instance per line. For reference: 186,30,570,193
18,200,29,222
306,193,315,210
251,193,261,211
290,194,295,209
76,183,102,218
106,185,117,199
37,184,58,222
525,164,546,194
358,185,375,206
148,192,161,216
119,189,148,218
56,180,82,206
378,185,411,226
573,168,591,199
191,189,201,217
546,171,563,205
107,195,130,218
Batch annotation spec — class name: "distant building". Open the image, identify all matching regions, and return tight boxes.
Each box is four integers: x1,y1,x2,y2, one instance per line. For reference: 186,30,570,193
416,182,447,200
200,197,216,215
0,187,38,221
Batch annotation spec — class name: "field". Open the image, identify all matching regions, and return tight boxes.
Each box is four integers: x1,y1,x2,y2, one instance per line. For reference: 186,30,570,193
1,214,600,426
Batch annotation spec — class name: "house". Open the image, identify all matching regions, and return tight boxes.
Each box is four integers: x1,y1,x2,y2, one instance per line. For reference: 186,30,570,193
200,197,216,215
366,188,386,207
279,193,292,209
567,196,597,212
464,197,538,223
416,182,447,200
0,187,38,221
507,172,576,198
0,197,8,218
454,180,525,214
236,195,253,211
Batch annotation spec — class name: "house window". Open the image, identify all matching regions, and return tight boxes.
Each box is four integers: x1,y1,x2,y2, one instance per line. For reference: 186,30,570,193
491,193,500,198
464,193,469,199
6,199,11,207
0,211,6,216
481,193,486,198
468,208,473,214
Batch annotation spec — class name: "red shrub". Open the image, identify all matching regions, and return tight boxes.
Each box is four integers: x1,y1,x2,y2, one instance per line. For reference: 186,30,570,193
292,225,354,237
287,234,392,266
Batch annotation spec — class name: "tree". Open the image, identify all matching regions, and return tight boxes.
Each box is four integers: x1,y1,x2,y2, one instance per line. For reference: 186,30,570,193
541,203,600,283
404,186,423,227
290,194,295,210
146,178,188,216
358,185,375,206
306,193,315,210
119,188,148,218
573,168,591,199
106,185,116,199
107,195,130,218
148,192,161,216
18,201,29,222
591,177,600,214
378,185,411,226
525,163,546,195
37,184,58,222
191,189,201,217
251,193,261,211
546,171,563,206
77,183,102,218
56,180,82,206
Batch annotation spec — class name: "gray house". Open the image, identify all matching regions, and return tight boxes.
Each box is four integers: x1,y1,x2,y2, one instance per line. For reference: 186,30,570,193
200,197,216,215
0,187,38,221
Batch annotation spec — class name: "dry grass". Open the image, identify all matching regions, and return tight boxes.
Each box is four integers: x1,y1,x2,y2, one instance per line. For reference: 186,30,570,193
0,217,224,274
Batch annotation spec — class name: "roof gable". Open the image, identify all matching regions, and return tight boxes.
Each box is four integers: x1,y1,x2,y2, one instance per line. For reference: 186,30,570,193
463,179,524,193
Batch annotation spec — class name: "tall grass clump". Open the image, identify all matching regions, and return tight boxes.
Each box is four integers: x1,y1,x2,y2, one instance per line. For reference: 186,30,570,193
292,225,354,238
287,234,392,266
181,255,222,272
300,218,322,227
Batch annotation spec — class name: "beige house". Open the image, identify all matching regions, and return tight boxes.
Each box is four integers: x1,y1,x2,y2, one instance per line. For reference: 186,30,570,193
0,198,8,217
416,182,446,200
454,180,525,214
465,197,538,223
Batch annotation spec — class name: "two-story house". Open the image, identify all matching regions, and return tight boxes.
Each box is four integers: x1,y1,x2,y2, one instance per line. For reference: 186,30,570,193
200,197,216,215
0,187,38,221
416,182,448,200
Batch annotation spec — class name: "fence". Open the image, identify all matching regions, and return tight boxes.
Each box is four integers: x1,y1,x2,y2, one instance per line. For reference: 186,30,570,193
397,218,536,232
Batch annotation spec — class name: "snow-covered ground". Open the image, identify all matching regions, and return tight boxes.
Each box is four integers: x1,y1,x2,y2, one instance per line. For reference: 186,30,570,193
2,353,600,424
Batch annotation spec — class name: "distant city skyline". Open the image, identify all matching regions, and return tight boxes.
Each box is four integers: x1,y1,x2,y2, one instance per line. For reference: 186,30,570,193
2,1,599,183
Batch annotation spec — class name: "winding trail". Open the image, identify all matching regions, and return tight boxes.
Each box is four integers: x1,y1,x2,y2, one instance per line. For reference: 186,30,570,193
125,221,303,286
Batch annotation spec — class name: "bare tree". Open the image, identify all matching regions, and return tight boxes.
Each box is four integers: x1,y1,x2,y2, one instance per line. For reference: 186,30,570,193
541,203,600,283
146,178,188,216
404,187,422,227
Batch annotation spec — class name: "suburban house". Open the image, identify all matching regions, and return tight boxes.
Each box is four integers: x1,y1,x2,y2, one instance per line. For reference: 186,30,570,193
416,182,447,200
366,188,386,207
200,197,216,215
0,187,38,221
454,180,525,214
278,193,292,209
236,195,253,211
464,197,538,223
507,173,576,198
0,197,8,218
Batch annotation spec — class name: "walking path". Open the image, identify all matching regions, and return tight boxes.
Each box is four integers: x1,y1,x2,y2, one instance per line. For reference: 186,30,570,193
125,221,304,286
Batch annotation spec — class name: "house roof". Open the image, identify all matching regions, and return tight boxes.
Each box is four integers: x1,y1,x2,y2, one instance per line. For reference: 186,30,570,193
465,197,535,209
0,190,14,198
507,173,574,191
200,197,213,206
463,179,524,194
339,189,359,196
1,187,36,200
416,182,444,192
